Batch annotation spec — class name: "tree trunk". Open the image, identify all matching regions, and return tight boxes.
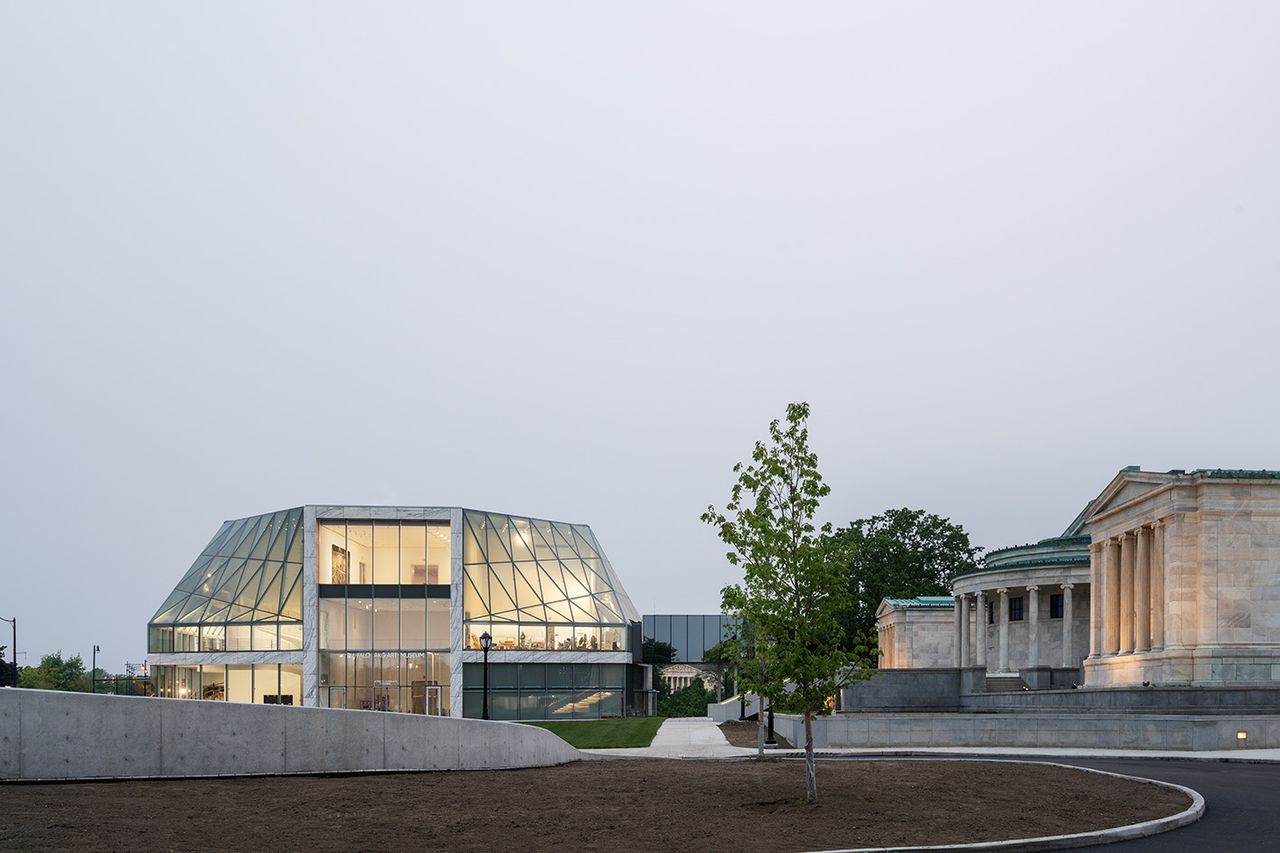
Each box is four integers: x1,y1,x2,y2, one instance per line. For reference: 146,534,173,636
803,711,817,803
756,694,765,757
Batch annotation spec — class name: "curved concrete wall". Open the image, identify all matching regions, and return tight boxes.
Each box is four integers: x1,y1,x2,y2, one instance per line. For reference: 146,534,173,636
0,689,580,781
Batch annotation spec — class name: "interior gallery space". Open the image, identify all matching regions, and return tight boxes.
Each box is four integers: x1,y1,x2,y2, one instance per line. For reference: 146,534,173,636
147,506,648,719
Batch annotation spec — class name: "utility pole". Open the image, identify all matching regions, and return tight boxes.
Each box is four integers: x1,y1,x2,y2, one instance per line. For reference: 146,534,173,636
0,617,14,687
92,645,100,693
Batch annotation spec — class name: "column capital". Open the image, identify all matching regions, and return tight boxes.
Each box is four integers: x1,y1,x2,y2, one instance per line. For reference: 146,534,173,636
996,587,1008,597
1152,517,1166,529
1060,582,1074,590
1025,584,1039,592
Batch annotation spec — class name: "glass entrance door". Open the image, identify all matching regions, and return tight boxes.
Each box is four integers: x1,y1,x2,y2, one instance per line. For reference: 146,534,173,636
426,685,441,716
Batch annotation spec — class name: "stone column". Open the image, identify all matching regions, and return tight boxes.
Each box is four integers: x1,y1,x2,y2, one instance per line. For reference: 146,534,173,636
1104,538,1121,654
1061,583,1074,668
974,591,987,668
959,595,972,668
1119,532,1135,654
1135,526,1151,653
1088,542,1101,657
1026,585,1040,668
953,596,964,668
1151,520,1166,650
997,588,1010,673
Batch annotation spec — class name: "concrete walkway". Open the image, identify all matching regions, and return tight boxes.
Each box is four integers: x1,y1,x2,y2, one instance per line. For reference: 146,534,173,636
584,716,756,759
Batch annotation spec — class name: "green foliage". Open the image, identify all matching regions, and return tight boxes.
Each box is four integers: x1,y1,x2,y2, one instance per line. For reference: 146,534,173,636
702,401,875,803
641,637,676,665
831,508,982,646
0,644,16,688
703,640,735,696
18,651,89,692
658,678,715,717
522,716,666,749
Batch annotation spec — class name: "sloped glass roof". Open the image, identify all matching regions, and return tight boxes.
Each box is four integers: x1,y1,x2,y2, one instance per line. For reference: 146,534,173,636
461,510,639,625
150,508,305,626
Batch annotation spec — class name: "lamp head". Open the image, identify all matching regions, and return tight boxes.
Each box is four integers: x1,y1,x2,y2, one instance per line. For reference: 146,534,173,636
479,631,492,652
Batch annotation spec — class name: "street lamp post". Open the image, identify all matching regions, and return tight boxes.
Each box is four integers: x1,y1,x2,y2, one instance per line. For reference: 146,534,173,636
479,631,493,720
91,645,100,694
765,695,777,746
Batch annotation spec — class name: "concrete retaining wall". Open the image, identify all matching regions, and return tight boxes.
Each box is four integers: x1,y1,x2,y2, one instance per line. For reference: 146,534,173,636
775,711,1280,751
841,668,961,710
707,693,759,722
0,688,580,782
961,685,1280,714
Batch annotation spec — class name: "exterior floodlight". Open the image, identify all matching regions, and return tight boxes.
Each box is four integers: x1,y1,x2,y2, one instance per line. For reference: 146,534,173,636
1237,730,1248,741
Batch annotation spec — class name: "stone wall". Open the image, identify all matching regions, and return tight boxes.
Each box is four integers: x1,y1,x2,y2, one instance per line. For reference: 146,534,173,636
0,688,579,782
840,668,961,710
775,710,1280,751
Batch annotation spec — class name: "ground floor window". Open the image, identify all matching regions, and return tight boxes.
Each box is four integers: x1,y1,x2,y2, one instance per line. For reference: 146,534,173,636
1050,593,1064,619
1009,596,1024,622
319,651,450,715
461,662,627,720
152,664,302,705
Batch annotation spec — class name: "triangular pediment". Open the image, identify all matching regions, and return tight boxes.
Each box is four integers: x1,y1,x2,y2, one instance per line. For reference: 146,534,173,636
875,598,896,619
1083,467,1178,526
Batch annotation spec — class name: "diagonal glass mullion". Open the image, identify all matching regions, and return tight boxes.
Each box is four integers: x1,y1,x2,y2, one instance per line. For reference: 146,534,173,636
485,513,515,564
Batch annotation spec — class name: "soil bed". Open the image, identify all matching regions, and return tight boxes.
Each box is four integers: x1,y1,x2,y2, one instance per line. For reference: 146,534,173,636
720,719,794,748
1,759,1190,853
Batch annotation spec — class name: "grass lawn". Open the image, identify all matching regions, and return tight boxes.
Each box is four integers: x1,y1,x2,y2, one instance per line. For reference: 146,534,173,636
522,716,666,749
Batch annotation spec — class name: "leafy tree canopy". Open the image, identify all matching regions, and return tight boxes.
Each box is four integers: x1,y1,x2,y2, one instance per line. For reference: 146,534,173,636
704,401,874,803
18,651,89,692
831,507,982,646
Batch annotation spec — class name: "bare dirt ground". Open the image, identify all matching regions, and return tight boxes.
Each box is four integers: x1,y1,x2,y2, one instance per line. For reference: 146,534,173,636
1,759,1190,853
720,719,795,748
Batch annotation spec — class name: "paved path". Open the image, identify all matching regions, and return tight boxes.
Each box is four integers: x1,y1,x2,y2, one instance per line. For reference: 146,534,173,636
584,716,754,758
1059,758,1280,852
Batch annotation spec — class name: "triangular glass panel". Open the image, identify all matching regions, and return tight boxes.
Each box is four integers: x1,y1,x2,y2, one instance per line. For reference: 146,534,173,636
229,604,255,622
281,574,302,620
570,597,599,623
204,604,231,623
559,560,591,600
464,515,487,565
178,596,211,623
464,571,490,620
518,606,547,623
510,519,535,562
249,511,280,561
531,520,558,561
266,515,290,562
151,595,192,624
594,591,622,621
284,509,304,563
537,563,569,601
514,563,541,609
571,527,599,559
233,514,269,559
488,566,517,618
150,589,189,620
212,566,245,604
485,514,513,563
256,570,284,614
552,523,580,559
199,521,235,556
545,600,573,622
214,517,250,557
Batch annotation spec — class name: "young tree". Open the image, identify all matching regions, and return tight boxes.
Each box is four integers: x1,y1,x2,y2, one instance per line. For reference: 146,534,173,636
831,508,982,648
703,402,874,803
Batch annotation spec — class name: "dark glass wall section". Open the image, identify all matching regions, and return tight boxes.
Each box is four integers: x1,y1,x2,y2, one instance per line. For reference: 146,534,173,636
461,662,627,719
641,614,738,662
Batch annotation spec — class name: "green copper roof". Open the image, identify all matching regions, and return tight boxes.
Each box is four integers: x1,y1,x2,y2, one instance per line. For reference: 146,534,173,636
883,596,955,608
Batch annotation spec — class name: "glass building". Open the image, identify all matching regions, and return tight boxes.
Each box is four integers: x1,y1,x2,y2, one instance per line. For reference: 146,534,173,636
641,614,737,662
147,506,645,719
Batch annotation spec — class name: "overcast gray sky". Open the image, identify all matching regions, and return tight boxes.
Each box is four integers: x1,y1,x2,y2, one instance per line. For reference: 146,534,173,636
3,3,1278,672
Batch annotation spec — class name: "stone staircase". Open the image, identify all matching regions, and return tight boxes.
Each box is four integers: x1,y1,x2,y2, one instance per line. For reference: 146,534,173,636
985,675,1028,693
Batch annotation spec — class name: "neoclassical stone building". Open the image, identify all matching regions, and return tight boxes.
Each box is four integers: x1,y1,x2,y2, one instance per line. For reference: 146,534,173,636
877,467,1280,690
875,597,955,669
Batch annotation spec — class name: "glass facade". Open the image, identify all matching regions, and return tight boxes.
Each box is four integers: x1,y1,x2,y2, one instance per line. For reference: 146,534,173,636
461,662,627,720
461,510,638,650
145,506,645,719
148,509,304,653
152,663,303,705
315,520,453,715
641,614,738,662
